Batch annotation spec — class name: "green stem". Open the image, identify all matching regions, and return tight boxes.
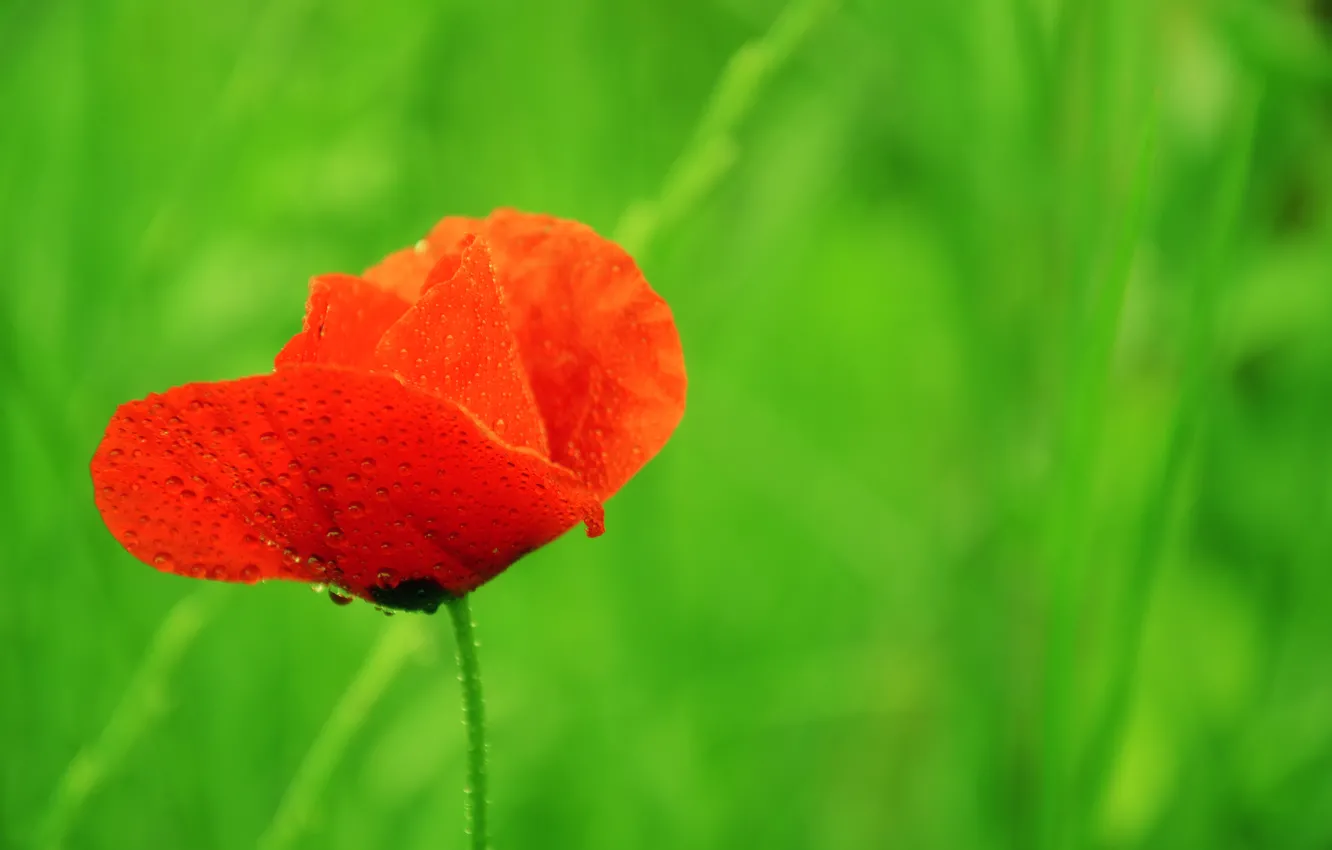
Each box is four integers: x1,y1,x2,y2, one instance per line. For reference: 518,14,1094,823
1038,105,1158,850
37,591,217,850
1075,86,1262,841
444,594,488,850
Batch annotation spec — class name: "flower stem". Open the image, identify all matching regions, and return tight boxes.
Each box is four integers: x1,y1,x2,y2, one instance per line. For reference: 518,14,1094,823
444,594,488,850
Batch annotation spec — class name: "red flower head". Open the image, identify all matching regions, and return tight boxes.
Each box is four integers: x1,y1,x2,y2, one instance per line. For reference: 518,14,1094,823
90,210,686,613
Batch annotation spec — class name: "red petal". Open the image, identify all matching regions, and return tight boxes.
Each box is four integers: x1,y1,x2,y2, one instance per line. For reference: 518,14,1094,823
90,366,602,602
275,274,412,370
482,210,686,499
374,238,549,457
364,217,481,303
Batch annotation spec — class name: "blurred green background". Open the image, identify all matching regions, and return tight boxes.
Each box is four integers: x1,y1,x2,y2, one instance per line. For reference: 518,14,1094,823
4,0,1332,847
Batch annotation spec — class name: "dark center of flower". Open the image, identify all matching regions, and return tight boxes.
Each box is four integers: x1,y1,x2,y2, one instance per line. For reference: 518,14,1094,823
367,577,454,614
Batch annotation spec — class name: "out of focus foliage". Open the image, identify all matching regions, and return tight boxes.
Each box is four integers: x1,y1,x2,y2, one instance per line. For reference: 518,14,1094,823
2,0,1331,847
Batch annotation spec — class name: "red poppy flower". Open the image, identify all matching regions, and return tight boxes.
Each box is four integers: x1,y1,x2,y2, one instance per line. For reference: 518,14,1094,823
90,210,686,612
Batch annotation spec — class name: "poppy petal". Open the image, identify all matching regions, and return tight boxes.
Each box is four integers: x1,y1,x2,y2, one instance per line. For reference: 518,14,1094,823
90,366,603,602
374,238,549,457
275,274,412,370
364,217,481,303
481,210,687,499
90,410,289,585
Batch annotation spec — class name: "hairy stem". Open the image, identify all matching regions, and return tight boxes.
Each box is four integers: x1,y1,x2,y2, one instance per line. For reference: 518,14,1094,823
445,594,488,850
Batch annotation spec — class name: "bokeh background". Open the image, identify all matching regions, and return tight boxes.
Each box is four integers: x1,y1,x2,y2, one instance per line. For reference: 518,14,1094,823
4,0,1332,847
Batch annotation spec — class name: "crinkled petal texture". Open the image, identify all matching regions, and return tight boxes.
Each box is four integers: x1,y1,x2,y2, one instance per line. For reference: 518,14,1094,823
91,209,684,604
91,367,603,604
368,209,688,499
